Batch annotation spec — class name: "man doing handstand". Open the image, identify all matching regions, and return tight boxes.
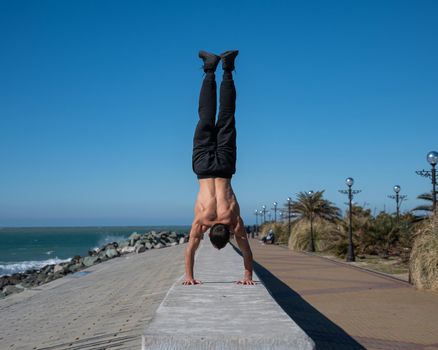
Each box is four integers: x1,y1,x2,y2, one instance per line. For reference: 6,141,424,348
182,50,255,286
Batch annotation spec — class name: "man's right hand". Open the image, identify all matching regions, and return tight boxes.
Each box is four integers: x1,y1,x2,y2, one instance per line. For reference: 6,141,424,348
182,278,202,285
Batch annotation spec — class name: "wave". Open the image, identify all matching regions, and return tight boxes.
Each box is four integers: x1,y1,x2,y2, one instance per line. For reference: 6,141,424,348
0,257,72,277
93,234,129,251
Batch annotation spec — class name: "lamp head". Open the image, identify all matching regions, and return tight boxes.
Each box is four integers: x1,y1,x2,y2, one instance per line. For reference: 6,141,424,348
345,177,354,187
393,185,401,193
427,151,438,166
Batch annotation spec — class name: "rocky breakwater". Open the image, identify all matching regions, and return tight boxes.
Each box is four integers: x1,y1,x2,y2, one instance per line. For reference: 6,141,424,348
0,230,188,299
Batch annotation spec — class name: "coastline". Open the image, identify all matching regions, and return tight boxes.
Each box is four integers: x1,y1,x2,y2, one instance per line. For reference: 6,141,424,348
0,230,188,299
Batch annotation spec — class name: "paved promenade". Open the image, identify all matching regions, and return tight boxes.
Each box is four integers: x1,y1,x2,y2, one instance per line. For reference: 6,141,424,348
0,244,186,350
247,239,438,350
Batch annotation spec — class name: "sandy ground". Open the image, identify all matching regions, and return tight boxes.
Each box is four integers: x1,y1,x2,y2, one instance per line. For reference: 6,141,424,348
0,244,186,350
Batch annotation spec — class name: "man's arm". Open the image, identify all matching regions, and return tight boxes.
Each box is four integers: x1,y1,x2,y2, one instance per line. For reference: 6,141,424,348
182,221,204,285
234,216,255,285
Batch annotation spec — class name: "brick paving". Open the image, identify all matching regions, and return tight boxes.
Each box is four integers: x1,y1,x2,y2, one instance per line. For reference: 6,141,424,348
244,239,438,350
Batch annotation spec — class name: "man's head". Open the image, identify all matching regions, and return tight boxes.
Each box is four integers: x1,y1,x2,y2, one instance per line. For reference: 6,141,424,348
209,223,230,250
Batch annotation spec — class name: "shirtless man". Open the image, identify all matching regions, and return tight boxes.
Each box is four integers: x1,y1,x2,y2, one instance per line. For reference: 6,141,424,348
182,50,255,286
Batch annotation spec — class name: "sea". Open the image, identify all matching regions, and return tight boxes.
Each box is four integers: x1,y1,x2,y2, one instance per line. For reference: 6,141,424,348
0,226,190,276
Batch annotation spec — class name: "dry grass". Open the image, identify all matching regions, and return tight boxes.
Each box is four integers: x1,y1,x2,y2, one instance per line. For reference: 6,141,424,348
259,219,339,251
288,218,337,251
410,215,438,291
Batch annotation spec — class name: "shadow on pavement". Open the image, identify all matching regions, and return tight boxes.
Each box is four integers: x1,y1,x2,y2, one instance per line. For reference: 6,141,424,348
231,244,366,350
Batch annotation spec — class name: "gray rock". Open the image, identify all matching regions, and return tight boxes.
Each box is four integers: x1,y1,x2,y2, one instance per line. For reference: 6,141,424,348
44,275,54,283
23,274,37,285
68,264,82,273
129,233,141,246
71,255,82,264
170,242,178,246
103,243,117,251
179,237,187,244
41,264,53,274
134,240,144,248
120,246,135,254
118,240,130,249
53,264,64,274
98,250,108,261
154,243,164,249
60,261,71,267
83,256,99,267
144,242,153,249
21,279,36,288
135,245,146,254
105,248,119,259
36,273,47,283
90,248,100,256
52,272,64,280
3,285,24,296
0,291,6,299
129,232,140,240
0,276,9,289
2,275,21,286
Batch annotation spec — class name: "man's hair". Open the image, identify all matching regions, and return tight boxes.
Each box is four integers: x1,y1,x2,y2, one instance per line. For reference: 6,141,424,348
209,223,231,249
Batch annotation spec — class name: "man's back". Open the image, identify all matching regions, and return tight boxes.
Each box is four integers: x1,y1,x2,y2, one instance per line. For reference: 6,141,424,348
195,178,239,228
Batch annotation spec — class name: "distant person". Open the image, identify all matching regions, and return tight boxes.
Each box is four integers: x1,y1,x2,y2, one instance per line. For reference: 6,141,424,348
183,50,254,286
261,229,275,244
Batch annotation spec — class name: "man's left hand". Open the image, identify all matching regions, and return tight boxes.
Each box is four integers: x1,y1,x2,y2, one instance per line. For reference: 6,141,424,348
236,279,256,285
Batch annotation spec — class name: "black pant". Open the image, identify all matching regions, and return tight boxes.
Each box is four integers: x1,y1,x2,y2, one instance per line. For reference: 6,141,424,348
192,72,236,179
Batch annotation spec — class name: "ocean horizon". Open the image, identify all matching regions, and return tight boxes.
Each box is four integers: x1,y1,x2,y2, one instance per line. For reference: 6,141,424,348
0,225,190,276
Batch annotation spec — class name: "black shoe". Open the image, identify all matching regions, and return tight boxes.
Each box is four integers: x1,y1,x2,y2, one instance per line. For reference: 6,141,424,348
198,50,221,73
220,50,239,71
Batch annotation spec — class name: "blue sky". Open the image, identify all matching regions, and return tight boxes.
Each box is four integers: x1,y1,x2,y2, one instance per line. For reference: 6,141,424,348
1,0,437,226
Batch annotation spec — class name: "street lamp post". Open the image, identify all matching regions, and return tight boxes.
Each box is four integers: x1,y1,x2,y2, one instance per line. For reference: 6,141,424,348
387,185,407,223
416,151,438,214
261,205,267,224
307,191,316,252
254,209,259,235
287,197,292,237
272,202,278,222
267,212,272,222
339,178,361,262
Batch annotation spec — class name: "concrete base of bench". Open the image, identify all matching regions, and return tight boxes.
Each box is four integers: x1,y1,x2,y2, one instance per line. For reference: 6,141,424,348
142,239,315,350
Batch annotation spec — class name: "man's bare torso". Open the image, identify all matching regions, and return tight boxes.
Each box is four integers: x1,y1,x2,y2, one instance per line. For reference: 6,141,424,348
194,178,241,234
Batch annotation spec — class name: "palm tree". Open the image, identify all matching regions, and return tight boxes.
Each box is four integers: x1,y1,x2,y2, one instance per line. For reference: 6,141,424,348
288,190,341,252
369,212,400,258
412,192,434,221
